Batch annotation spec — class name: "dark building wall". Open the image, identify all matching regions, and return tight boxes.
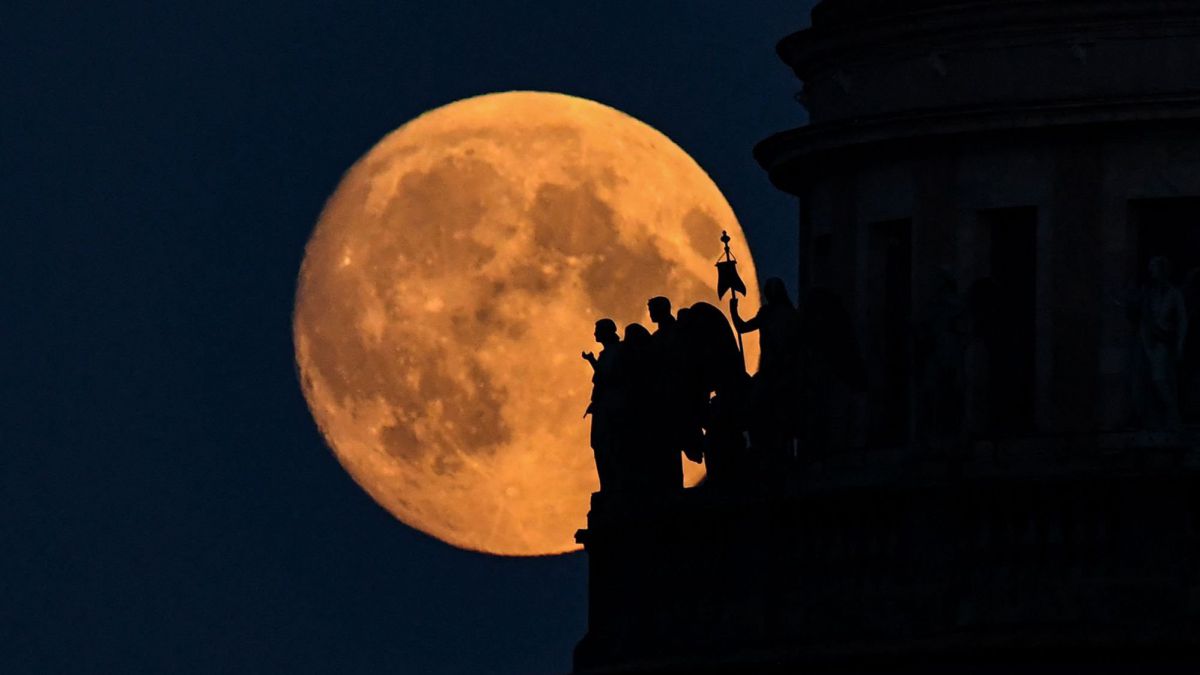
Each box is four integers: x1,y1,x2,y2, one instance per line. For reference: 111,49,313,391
759,0,1200,441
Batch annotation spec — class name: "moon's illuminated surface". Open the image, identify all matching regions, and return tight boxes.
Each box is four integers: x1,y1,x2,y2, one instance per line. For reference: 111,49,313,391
294,92,759,556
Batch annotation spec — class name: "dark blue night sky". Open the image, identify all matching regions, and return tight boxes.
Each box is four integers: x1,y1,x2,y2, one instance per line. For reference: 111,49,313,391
6,2,814,672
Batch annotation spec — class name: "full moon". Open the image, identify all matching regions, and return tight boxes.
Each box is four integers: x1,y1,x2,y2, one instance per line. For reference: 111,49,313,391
294,92,759,556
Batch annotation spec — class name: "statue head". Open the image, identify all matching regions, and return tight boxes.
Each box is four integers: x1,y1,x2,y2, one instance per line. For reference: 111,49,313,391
647,296,673,323
594,318,619,345
763,277,793,308
1149,256,1172,284
624,322,652,347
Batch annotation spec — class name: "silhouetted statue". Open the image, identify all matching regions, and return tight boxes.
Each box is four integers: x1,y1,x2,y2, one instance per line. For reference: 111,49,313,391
646,296,687,490
1128,257,1188,431
583,318,626,491
648,296,677,341
680,302,746,394
800,287,866,454
678,302,750,485
676,306,691,326
915,268,967,453
731,278,801,376
621,321,678,493
730,278,802,457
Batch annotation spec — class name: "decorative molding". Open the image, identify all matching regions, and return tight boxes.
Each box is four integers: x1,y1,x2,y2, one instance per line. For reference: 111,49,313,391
756,92,1200,190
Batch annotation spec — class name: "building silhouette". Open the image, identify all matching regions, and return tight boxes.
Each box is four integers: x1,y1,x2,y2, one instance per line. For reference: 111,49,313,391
574,1,1200,672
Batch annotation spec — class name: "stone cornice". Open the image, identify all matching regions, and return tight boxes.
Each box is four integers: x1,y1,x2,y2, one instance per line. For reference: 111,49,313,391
755,92,1200,192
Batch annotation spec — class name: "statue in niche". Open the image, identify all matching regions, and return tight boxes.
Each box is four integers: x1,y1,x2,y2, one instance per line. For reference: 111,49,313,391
1127,257,1188,431
915,268,967,453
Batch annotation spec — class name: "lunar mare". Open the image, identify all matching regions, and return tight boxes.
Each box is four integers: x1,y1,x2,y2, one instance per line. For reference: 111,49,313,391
294,92,759,556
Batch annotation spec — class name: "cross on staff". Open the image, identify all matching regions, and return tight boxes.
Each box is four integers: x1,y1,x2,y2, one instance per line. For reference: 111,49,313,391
715,230,747,358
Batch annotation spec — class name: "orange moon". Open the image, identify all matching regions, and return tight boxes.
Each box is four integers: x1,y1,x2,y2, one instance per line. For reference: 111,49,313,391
293,91,759,556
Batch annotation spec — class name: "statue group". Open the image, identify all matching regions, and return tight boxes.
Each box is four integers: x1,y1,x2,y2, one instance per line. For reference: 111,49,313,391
585,255,1200,494
583,280,865,494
